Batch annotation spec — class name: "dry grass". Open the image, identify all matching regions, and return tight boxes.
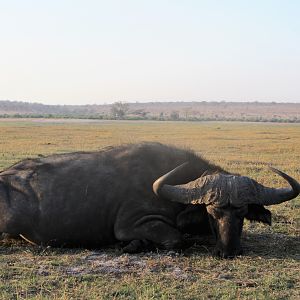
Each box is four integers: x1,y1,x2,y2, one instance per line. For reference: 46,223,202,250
0,119,299,299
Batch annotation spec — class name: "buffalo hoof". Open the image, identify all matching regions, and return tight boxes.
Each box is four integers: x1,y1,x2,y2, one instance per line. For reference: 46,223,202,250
121,239,154,253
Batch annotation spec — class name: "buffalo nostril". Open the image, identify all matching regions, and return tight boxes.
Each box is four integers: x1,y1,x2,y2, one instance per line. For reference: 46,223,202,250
221,251,238,259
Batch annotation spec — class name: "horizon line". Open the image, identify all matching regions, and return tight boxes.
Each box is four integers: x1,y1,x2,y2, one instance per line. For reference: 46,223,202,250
1,99,300,106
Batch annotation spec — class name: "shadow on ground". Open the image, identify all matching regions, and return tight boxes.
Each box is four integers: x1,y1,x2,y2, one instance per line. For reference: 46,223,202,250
1,231,299,261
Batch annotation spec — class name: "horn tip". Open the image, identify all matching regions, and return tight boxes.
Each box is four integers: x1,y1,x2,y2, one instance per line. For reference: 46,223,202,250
268,166,284,176
152,180,160,196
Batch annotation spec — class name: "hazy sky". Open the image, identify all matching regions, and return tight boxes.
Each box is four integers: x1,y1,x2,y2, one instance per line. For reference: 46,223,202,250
0,1,299,105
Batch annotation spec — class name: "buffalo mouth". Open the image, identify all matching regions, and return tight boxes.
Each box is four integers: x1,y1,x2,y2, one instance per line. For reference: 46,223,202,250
213,247,243,259
212,235,244,259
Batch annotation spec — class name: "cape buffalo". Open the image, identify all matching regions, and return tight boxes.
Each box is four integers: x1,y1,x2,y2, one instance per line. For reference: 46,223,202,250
0,142,299,258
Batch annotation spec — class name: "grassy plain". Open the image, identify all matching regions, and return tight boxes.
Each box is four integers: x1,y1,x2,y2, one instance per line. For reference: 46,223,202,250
0,119,299,299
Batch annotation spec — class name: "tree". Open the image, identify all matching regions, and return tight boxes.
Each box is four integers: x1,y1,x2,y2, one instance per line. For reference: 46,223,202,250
159,112,165,120
110,102,129,119
170,111,180,121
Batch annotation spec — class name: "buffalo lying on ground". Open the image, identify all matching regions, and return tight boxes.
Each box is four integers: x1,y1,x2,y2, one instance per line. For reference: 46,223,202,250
0,142,299,258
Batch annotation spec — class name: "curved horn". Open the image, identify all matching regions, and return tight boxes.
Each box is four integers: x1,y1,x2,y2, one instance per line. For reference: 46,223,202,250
153,162,189,195
153,162,192,204
254,167,300,206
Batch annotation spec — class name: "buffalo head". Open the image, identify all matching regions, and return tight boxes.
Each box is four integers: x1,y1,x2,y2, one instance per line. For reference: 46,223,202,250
153,163,300,258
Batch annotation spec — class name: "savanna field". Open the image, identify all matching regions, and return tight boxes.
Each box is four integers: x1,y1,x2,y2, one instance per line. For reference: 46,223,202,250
0,119,299,300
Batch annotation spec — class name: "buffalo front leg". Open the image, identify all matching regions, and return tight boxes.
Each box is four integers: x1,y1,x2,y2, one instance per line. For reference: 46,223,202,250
115,217,183,253
121,239,155,253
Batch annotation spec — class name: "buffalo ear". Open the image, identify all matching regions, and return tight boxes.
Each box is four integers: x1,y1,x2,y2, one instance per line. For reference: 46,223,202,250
245,204,272,225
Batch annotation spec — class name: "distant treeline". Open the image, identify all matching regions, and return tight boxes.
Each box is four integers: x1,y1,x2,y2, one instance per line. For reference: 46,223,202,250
1,100,300,123
0,113,299,123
